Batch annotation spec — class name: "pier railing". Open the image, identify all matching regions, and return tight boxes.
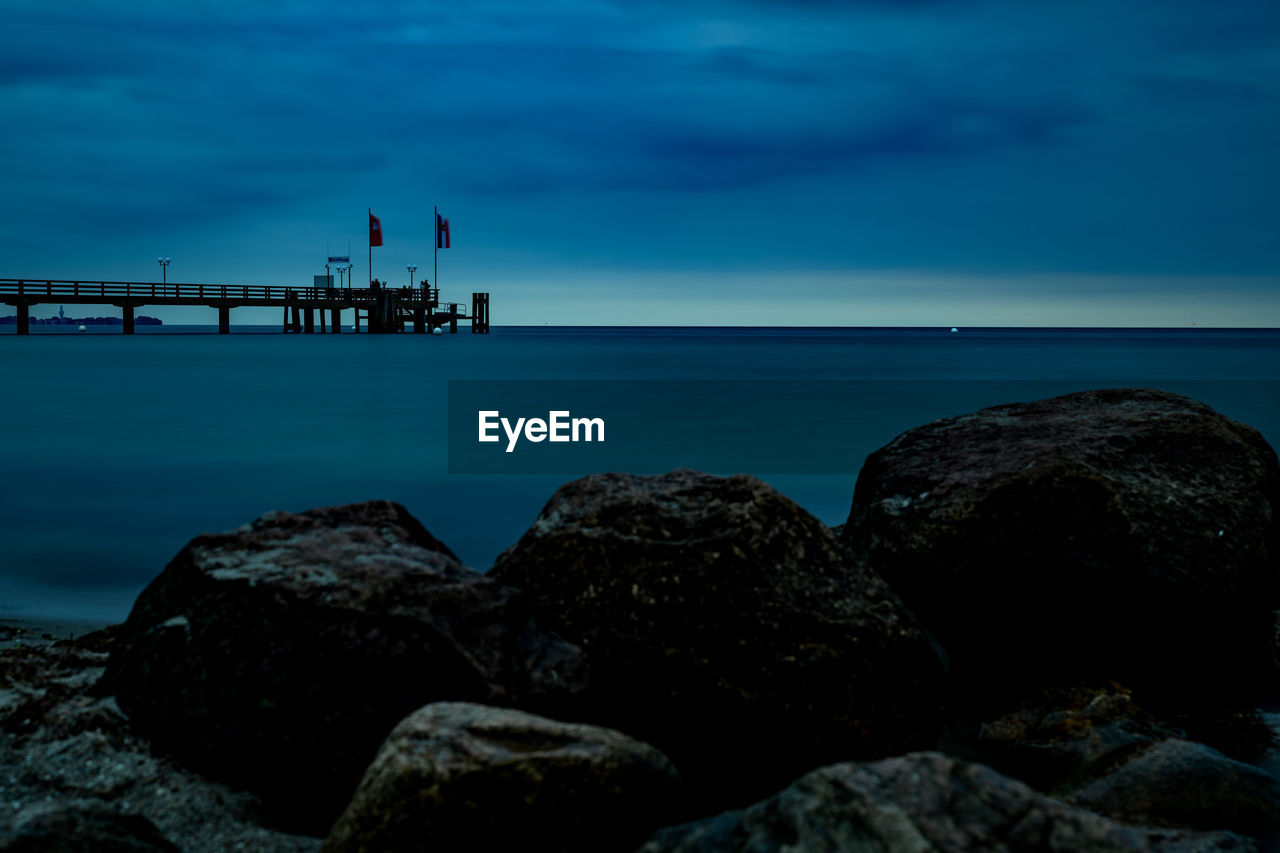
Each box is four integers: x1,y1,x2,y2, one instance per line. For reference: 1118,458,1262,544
0,279,443,305
1,278,485,334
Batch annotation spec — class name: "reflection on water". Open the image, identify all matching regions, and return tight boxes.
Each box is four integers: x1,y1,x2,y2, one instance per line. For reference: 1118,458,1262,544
1,326,1277,621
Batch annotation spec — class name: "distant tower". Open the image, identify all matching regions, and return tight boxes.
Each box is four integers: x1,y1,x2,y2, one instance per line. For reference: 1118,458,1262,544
59,305,65,324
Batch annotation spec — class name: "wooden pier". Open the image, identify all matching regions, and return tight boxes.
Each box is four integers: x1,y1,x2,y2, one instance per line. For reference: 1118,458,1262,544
0,278,491,335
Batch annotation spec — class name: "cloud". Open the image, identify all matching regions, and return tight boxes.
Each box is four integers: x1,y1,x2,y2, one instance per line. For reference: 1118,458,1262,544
0,0,1102,203
0,0,1275,288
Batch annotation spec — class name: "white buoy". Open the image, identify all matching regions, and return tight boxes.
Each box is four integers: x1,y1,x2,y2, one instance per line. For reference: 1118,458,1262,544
78,325,87,332
950,327,958,333
432,327,443,336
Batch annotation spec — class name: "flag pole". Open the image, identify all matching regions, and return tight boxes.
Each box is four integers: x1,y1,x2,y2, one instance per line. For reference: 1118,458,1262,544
433,204,438,293
368,208,373,288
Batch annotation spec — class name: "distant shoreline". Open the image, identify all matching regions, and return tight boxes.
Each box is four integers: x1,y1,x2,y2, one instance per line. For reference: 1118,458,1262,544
0,617,114,650
0,315,161,326
3,323,1280,331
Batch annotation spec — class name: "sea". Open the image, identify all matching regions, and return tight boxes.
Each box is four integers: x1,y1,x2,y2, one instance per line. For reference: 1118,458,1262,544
2,325,1278,623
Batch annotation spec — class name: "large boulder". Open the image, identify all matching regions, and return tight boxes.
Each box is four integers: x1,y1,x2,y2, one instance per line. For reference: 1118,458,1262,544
96,501,588,832
489,469,947,809
1068,739,1280,842
639,752,1254,852
324,702,680,853
842,388,1280,700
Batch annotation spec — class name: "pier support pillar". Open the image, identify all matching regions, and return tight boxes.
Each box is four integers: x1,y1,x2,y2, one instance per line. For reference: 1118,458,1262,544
16,303,28,335
291,304,301,334
304,308,314,334
414,304,426,334
450,314,458,334
319,309,326,334
471,292,490,334
123,305,135,335
331,308,341,333
218,306,230,334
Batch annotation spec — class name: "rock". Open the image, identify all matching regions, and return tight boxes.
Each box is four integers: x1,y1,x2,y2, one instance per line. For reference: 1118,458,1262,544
961,683,1278,803
3,726,323,853
967,682,1183,791
489,469,947,809
34,694,128,743
0,801,177,852
96,501,588,832
0,643,323,853
842,388,1280,700
324,702,680,853
639,752,1254,852
1068,739,1280,842
0,640,117,741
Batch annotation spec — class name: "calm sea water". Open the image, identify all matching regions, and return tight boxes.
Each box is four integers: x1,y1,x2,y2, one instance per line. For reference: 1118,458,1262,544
2,325,1278,622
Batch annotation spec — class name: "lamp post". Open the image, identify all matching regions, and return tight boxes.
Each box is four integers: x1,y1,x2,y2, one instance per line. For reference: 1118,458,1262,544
407,264,418,288
337,266,345,288
157,257,171,283
346,263,354,289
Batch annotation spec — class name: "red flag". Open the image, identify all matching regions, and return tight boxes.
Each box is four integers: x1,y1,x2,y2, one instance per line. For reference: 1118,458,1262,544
436,212,451,249
369,211,383,247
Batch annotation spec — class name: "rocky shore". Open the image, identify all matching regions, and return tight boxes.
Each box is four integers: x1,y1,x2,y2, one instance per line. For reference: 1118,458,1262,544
3,387,1279,851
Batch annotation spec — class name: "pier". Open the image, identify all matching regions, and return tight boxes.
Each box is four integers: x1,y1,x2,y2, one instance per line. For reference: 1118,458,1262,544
0,279,491,335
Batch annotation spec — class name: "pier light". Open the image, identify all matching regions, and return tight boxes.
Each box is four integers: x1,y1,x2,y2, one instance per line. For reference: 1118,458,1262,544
157,257,171,284
407,264,418,288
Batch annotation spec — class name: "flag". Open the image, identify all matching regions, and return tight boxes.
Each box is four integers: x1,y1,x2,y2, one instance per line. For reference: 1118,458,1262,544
369,211,383,247
436,212,451,249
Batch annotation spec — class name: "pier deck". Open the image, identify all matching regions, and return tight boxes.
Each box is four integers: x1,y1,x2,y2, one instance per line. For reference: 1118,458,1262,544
0,278,490,334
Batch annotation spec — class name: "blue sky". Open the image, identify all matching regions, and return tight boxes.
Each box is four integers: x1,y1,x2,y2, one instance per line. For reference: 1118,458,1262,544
1,0,1277,325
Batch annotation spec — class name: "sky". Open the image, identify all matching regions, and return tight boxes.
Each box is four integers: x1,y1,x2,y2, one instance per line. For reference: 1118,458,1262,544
1,0,1277,326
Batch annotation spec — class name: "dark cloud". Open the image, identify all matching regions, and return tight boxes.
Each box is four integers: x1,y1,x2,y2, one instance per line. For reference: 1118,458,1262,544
1122,71,1271,108
0,0,1275,291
